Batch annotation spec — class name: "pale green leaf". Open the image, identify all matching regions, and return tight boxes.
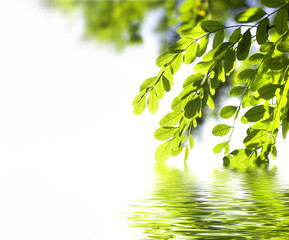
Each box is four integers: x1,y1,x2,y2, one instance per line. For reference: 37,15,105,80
183,73,204,88
133,94,147,115
183,41,198,64
171,53,183,74
235,8,266,23
179,25,206,39
230,86,245,97
189,134,194,149
197,34,209,57
156,52,175,67
201,20,224,32
220,105,238,119
155,141,172,162
139,77,156,91
194,60,214,73
168,38,193,53
184,146,189,162
159,111,183,127
154,127,178,141
148,89,159,113
212,124,231,136
213,141,229,154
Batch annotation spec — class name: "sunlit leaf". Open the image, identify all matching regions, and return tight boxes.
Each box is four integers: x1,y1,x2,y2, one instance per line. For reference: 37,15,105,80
154,127,178,140
155,141,172,162
189,134,194,149
133,94,147,115
184,96,201,119
235,8,266,23
184,145,189,162
229,28,241,43
212,124,231,136
156,52,175,67
183,73,204,88
213,29,224,48
183,41,198,64
159,111,183,127
201,20,224,32
220,105,237,119
194,60,214,73
213,141,229,154
230,86,245,97
197,34,209,57
168,38,193,53
241,105,274,123
171,52,183,74
139,77,156,91
148,89,159,113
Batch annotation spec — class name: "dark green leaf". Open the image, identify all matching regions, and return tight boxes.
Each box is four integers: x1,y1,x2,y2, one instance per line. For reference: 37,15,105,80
275,8,288,35
261,0,286,8
229,28,241,43
237,30,252,60
220,105,238,119
255,84,282,100
256,18,269,44
236,69,256,84
249,53,265,64
267,56,289,70
230,86,245,97
235,8,266,23
183,41,198,64
213,30,224,48
154,127,178,140
212,124,231,136
243,129,268,148
155,141,172,162
224,48,236,74
277,41,289,52
241,105,274,123
260,42,274,52
184,96,201,119
201,20,224,32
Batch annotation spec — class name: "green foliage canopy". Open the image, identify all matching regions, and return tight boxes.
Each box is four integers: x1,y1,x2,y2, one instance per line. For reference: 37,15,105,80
133,1,289,164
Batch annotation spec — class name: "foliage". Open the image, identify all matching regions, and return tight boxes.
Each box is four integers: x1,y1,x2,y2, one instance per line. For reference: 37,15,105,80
133,0,289,164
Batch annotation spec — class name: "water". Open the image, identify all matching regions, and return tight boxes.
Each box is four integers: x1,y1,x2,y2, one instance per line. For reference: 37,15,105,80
127,163,289,239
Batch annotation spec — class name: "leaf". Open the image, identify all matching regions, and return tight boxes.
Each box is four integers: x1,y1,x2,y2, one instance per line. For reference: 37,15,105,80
179,25,206,39
184,96,201,119
220,105,238,119
224,48,236,74
201,20,224,32
197,34,209,57
267,56,289,70
254,84,281,100
260,42,274,53
213,141,229,154
171,146,183,157
230,86,245,97
154,127,178,140
241,105,274,123
237,30,252,61
213,30,224,48
229,28,241,43
249,53,265,64
271,145,277,159
194,60,214,73
243,129,268,148
183,73,204,88
154,79,165,99
159,111,183,127
139,77,156,91
212,124,231,136
189,134,194,149
277,41,289,52
235,8,266,23
275,8,288,35
171,90,194,111
183,42,198,64
236,69,256,84
168,38,193,53
171,53,183,74
156,52,175,67
261,0,286,8
207,94,215,109
256,18,269,45
148,89,159,113
184,146,189,162
133,94,147,115
162,76,171,92
155,141,173,162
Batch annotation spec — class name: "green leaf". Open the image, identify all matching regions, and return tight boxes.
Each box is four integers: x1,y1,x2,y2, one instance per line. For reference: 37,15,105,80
236,69,256,84
230,86,245,97
249,53,265,64
271,145,277,159
237,30,252,60
282,117,289,139
168,38,193,53
183,73,204,88
201,20,224,32
254,84,281,100
162,76,171,92
197,34,209,57
154,127,178,141
184,146,189,162
260,42,274,53
213,141,229,154
154,78,165,99
207,94,215,109
243,129,268,148
179,25,206,39
148,89,159,113
229,28,241,43
171,146,183,157
171,53,183,74
220,105,238,119
189,134,194,149
256,18,269,45
155,141,173,162
139,77,156,91
156,52,175,67
275,8,288,35
184,96,201,119
241,105,274,123
267,56,289,70
224,148,254,162
224,48,236,74
133,94,147,115
194,60,214,73
213,30,224,48
159,111,183,127
277,41,289,52
212,124,231,136
183,41,198,64
171,90,194,111
261,0,286,8
235,8,266,23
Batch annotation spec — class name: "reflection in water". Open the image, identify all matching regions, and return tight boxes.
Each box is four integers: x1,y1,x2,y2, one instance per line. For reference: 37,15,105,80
128,163,289,239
